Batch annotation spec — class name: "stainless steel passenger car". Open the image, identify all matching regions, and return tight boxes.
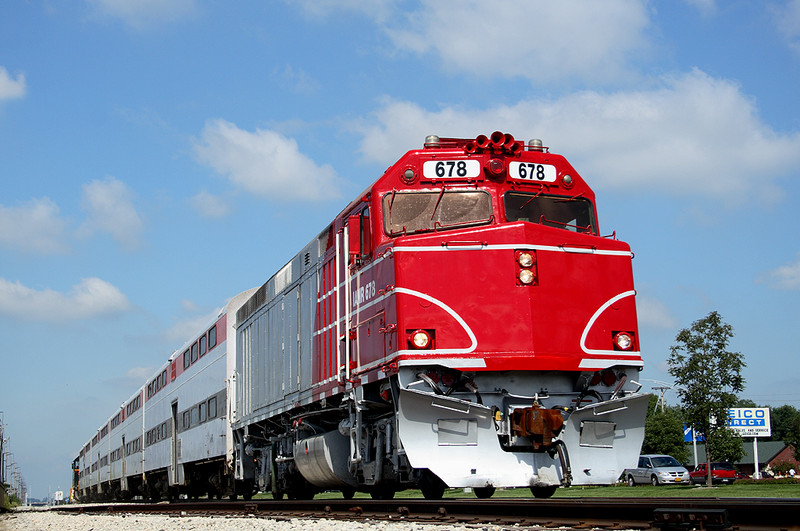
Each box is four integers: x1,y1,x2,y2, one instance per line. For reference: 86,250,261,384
73,289,255,501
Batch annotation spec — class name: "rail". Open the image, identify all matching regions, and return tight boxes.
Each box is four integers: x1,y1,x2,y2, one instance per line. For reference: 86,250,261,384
56,496,800,530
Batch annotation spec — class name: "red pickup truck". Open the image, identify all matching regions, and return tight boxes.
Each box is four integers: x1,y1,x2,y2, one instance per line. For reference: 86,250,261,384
689,462,736,484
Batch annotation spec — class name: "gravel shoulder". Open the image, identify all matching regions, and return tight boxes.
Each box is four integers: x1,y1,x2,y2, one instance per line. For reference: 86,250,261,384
1,508,484,531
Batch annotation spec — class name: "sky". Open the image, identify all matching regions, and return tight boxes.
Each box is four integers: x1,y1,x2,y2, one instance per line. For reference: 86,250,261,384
1,0,799,500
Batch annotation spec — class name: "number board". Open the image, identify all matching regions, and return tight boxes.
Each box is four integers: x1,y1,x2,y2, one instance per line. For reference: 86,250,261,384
509,161,557,182
422,159,481,179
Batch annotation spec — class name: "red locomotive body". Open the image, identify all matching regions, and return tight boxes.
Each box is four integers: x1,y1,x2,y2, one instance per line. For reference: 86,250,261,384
316,134,640,385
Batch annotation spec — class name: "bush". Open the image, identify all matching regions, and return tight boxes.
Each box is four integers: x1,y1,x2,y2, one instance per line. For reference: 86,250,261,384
736,477,800,485
768,461,797,476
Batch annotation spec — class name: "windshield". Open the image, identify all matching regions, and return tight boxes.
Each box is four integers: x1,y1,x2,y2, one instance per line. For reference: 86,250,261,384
712,462,734,470
651,456,682,468
504,192,595,234
382,190,492,236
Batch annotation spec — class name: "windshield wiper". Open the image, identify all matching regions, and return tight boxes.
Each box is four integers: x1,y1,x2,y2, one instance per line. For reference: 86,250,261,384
430,188,445,223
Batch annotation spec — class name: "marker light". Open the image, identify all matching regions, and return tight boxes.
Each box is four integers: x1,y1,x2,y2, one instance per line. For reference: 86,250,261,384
519,269,535,285
410,329,431,349
485,158,505,179
517,252,534,268
614,332,633,351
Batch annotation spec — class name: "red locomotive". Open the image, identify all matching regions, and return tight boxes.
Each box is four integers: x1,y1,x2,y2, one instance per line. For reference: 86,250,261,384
232,132,648,500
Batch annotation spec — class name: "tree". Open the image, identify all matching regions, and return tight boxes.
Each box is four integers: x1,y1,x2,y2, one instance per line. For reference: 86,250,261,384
770,404,800,461
642,395,690,464
668,311,746,487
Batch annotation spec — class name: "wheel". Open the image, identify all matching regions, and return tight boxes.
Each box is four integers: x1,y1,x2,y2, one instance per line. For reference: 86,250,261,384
418,470,446,500
627,475,635,487
651,475,659,486
370,487,396,500
530,485,558,499
288,489,315,500
473,486,496,499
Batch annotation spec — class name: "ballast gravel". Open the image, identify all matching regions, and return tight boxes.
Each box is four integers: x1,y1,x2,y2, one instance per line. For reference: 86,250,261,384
1,508,502,531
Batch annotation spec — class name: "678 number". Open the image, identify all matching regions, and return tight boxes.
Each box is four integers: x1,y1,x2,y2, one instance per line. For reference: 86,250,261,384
435,160,468,177
517,163,547,180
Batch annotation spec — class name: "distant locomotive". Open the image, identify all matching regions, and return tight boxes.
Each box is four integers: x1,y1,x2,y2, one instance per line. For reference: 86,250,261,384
73,132,648,501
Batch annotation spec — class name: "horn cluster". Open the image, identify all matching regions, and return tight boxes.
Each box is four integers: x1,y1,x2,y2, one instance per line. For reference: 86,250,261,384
466,131,522,155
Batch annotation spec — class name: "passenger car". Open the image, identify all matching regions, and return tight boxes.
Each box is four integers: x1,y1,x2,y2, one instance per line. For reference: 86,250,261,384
689,462,736,484
624,454,690,486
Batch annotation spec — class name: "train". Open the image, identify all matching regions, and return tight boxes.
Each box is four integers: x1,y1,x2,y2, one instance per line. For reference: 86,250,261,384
73,131,649,501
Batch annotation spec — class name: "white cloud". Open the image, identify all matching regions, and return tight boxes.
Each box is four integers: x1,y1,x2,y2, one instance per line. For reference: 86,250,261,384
79,177,144,249
382,0,650,84
292,0,397,23
190,190,231,218
164,306,221,344
275,64,320,95
354,70,800,203
0,277,131,322
193,119,341,201
762,253,800,290
636,295,678,330
772,0,800,53
0,66,26,100
0,198,69,254
88,0,196,29
683,0,716,16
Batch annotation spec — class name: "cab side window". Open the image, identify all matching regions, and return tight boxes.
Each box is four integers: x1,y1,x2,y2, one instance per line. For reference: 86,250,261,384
360,207,371,260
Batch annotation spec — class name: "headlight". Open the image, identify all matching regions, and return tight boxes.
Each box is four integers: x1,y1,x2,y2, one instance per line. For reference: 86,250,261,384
519,269,535,285
517,252,534,268
410,329,431,349
614,332,633,350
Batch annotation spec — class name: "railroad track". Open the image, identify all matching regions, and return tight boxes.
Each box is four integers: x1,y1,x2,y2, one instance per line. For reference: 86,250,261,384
58,497,800,530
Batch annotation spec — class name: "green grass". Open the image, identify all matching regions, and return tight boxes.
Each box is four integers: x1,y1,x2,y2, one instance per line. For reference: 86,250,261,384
293,482,800,500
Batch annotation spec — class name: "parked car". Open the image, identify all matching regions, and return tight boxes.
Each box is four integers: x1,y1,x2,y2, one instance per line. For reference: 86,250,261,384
624,454,691,486
689,462,737,485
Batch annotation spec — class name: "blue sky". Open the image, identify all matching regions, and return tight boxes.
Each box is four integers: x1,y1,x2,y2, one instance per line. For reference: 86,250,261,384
1,0,799,500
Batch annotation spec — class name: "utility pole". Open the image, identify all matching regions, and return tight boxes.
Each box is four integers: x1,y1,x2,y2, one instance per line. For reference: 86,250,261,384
652,386,670,413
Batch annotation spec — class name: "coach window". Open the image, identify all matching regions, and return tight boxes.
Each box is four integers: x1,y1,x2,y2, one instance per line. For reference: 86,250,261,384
208,326,217,350
183,411,190,430
208,397,217,419
161,370,167,388
199,335,207,357
191,406,199,426
199,401,207,423
191,342,198,364
183,349,190,369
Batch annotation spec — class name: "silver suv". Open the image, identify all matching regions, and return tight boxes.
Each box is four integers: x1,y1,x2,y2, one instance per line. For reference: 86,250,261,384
625,454,690,486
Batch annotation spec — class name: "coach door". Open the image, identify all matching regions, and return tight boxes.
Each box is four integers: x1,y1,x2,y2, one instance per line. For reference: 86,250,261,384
121,436,127,491
283,287,300,398
170,401,179,485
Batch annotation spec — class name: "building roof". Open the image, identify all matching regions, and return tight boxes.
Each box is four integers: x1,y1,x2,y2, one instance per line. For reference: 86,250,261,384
687,440,789,466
